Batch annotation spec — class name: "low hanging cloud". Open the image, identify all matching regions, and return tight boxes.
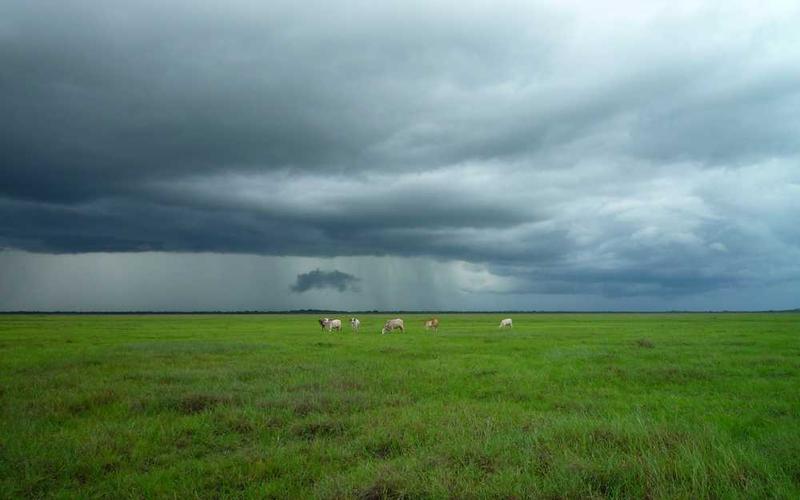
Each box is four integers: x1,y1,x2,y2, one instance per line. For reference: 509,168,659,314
290,269,361,293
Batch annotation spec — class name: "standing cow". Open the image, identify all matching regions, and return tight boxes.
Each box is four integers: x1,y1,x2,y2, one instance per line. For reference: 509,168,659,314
424,318,439,332
318,318,341,332
350,317,361,333
499,318,513,329
381,318,405,334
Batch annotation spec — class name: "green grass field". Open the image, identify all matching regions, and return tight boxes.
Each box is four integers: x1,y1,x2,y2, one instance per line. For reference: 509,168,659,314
1,313,799,498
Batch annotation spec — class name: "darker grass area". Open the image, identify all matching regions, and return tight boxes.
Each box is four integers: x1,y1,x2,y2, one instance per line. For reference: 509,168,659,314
1,313,799,498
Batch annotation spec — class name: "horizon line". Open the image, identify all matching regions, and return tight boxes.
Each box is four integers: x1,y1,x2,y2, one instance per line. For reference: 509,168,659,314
1,309,799,315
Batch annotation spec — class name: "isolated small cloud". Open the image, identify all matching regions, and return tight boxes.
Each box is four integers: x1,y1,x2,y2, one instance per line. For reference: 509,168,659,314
290,269,360,293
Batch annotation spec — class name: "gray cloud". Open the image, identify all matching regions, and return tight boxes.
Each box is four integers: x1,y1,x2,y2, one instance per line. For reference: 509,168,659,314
1,0,799,307
290,269,361,293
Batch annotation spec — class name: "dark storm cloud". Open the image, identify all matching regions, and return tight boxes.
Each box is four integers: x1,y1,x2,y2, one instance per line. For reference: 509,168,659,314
1,0,799,302
290,269,360,293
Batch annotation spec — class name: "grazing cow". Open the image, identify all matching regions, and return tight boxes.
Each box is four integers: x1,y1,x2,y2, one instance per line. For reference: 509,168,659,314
499,318,513,329
325,318,342,332
424,318,439,332
381,318,405,334
350,317,361,333
318,318,329,331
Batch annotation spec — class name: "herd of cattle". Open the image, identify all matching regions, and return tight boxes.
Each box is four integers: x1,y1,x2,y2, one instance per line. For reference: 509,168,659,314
317,317,514,334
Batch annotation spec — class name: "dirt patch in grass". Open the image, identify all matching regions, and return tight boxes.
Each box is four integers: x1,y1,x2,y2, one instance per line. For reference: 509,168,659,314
264,391,375,417
650,427,691,452
357,473,404,500
176,393,233,414
766,405,791,417
607,366,629,379
66,388,118,416
100,462,118,474
584,466,633,498
291,419,347,440
174,428,197,449
158,375,183,385
263,415,286,429
127,398,149,414
235,370,260,382
366,437,404,459
532,444,553,475
755,366,796,379
217,414,256,434
383,393,415,408
635,338,655,349
588,427,633,451
728,462,769,491
470,453,497,475
292,398,318,417
720,340,755,347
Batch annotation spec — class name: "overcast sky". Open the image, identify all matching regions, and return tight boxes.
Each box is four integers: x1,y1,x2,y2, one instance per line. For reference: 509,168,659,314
1,0,799,311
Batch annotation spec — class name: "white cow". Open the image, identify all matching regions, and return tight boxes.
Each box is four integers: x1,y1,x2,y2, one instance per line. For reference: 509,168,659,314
325,318,342,332
350,317,361,333
318,318,330,331
381,318,405,334
424,318,439,332
499,318,513,329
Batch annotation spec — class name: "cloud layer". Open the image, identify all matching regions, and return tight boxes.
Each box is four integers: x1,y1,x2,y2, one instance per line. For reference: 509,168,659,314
1,0,799,307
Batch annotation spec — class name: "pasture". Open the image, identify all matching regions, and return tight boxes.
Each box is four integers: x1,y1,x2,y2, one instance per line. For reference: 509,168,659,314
1,313,799,498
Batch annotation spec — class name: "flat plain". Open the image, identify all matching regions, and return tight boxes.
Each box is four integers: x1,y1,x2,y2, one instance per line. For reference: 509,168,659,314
1,313,798,498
